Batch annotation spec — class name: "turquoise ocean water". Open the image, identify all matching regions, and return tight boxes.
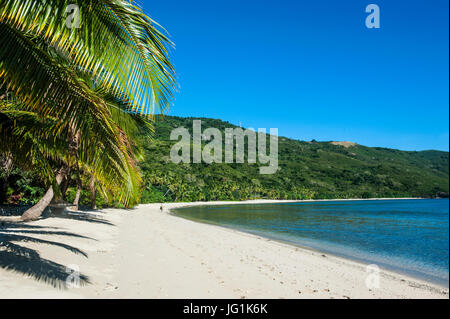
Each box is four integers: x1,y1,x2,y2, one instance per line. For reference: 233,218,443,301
174,199,449,286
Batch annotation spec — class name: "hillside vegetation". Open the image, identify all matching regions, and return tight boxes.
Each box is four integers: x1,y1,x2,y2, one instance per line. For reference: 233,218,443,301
138,116,449,203
1,116,448,206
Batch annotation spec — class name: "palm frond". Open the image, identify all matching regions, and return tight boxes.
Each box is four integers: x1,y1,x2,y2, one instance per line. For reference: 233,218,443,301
0,0,177,114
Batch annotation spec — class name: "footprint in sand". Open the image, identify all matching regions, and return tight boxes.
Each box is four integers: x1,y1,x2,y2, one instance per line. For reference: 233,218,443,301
104,283,119,291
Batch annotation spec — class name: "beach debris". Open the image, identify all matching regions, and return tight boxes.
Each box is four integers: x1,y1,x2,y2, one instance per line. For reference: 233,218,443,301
321,254,327,258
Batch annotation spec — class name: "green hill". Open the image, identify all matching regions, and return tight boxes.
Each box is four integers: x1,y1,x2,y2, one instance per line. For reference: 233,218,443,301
1,115,448,206
139,116,449,202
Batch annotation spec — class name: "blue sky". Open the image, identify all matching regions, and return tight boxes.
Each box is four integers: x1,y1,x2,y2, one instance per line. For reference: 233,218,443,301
143,0,449,151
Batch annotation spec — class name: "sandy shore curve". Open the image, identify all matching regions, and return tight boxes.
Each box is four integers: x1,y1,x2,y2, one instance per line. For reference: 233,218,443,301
0,200,448,299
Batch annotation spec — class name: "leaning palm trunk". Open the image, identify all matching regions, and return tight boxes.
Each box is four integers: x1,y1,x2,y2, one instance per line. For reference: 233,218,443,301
20,168,67,221
0,168,66,222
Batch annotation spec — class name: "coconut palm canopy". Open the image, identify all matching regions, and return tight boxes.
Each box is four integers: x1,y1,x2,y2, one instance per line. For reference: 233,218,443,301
0,0,177,220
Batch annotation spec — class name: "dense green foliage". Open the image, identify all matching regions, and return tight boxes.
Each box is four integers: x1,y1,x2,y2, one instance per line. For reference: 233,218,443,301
139,116,449,202
1,116,448,205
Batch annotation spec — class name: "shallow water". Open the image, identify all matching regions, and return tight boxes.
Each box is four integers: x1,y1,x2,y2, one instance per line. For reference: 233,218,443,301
174,199,449,286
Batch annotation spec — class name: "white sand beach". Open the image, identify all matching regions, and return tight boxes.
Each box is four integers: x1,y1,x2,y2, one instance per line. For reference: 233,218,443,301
0,200,448,299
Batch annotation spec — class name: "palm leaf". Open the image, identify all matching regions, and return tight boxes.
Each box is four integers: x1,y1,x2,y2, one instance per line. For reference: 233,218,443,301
0,0,177,114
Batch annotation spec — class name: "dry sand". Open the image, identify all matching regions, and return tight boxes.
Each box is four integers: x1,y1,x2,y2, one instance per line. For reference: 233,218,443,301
0,200,448,299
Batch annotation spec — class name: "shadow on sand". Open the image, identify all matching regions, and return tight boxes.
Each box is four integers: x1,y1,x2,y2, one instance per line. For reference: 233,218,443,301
49,209,115,226
0,209,112,289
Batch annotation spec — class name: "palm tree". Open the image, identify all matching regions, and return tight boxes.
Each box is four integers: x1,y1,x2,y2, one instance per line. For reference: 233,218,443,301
0,0,176,221
0,98,70,221
0,61,154,221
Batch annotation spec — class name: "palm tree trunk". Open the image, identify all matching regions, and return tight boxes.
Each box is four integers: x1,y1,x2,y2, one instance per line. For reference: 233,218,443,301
89,177,96,210
20,168,66,221
20,185,55,221
72,186,82,210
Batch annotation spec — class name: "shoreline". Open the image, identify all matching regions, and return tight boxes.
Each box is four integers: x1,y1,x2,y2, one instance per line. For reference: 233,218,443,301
167,198,449,288
0,199,448,299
